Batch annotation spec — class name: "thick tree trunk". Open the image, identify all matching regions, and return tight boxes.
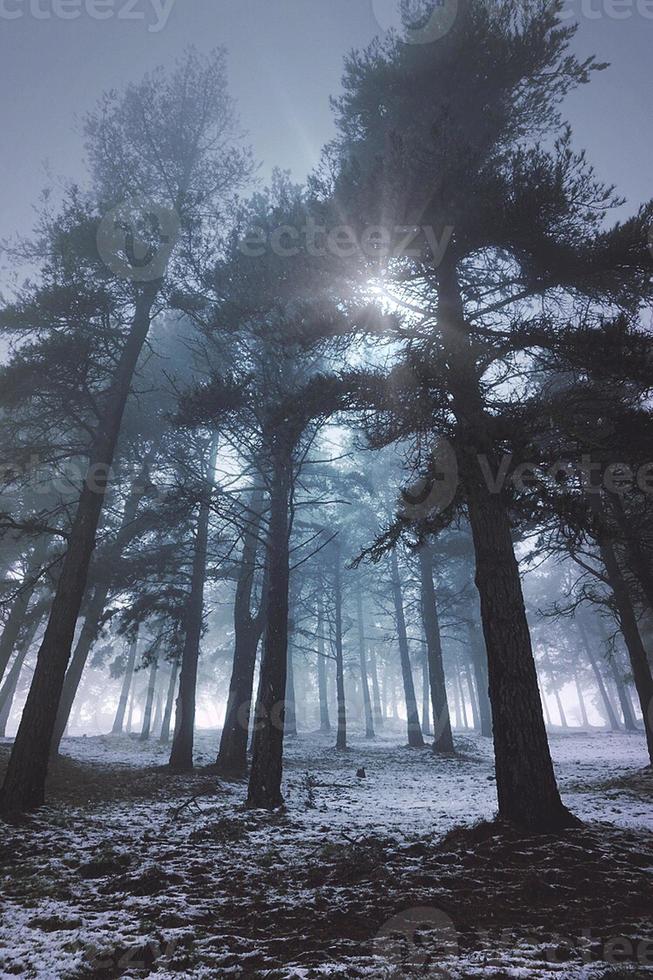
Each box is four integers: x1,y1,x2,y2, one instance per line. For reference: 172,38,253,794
0,283,159,814
390,549,424,748
159,659,179,745
595,525,653,760
334,549,347,751
439,260,574,831
140,652,159,741
577,619,620,732
169,435,218,771
316,597,331,733
0,613,45,738
356,586,375,739
247,447,292,809
467,621,493,737
216,488,265,777
418,546,453,753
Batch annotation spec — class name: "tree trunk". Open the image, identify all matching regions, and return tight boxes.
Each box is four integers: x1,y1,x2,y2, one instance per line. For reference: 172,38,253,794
593,498,653,760
439,259,574,831
418,546,453,753
356,586,375,739
51,582,110,755
464,658,480,731
610,658,638,731
159,659,179,745
112,634,138,735
467,621,493,737
169,434,218,771
316,597,331,733
389,549,424,747
285,643,298,737
140,652,159,741
421,651,431,736
126,682,136,734
0,282,160,814
216,488,265,776
543,655,568,729
577,619,620,732
334,548,347,751
454,653,469,729
52,455,157,753
0,613,45,738
573,670,589,728
0,539,48,685
247,445,292,808
368,645,384,730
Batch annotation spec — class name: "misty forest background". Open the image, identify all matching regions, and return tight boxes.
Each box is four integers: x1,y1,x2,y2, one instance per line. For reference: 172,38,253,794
1,1,653,977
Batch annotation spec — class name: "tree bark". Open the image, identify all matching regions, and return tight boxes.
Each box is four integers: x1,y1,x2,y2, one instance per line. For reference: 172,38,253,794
418,545,453,753
169,434,218,771
247,446,292,809
0,282,160,814
356,586,375,738
439,259,574,831
216,488,265,776
390,549,424,747
112,634,138,735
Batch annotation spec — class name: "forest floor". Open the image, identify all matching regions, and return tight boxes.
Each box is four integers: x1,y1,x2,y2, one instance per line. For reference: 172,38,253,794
0,727,652,978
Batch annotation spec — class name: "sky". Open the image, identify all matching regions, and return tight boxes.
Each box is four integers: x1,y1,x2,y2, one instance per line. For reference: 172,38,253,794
0,0,651,249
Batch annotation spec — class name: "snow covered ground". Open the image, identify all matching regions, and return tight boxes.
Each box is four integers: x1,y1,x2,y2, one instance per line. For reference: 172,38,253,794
0,728,652,978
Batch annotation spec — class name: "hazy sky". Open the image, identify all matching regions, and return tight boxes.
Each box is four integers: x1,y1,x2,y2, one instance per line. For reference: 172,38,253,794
0,0,651,244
